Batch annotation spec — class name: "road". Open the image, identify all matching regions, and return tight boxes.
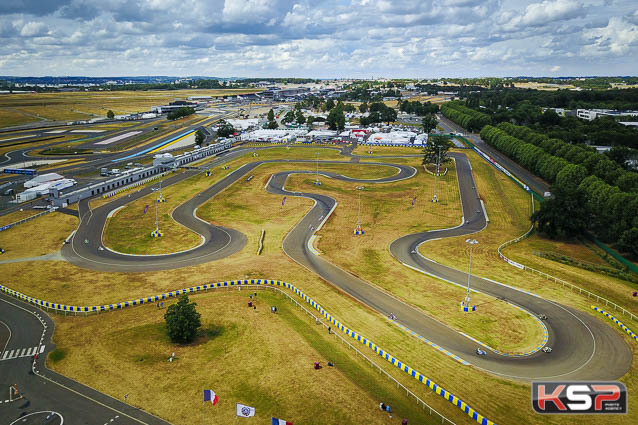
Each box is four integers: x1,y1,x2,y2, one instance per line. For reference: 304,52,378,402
0,293,170,425
2,142,632,423
437,116,550,196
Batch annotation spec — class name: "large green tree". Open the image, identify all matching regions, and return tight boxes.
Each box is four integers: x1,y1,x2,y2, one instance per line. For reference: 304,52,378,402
327,107,345,131
164,295,201,344
195,129,205,145
422,135,453,165
216,120,236,138
421,114,438,133
107,110,115,119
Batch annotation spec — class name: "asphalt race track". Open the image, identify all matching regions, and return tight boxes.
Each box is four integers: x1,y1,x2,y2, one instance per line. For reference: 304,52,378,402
0,293,170,425
62,145,631,380
1,143,633,423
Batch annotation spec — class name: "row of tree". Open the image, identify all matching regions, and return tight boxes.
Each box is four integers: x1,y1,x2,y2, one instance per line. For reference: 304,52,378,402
398,100,439,116
479,125,638,255
495,123,638,192
167,107,195,121
359,102,397,126
440,101,491,132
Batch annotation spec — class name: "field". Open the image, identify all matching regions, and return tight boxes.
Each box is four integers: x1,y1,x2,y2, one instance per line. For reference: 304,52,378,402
0,89,259,127
50,289,441,425
0,212,77,259
1,144,637,425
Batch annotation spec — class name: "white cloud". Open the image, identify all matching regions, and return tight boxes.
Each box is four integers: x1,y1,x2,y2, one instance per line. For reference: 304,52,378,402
0,0,635,77
19,21,49,37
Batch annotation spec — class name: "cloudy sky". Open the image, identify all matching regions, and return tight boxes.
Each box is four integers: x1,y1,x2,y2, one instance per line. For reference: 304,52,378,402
0,0,636,78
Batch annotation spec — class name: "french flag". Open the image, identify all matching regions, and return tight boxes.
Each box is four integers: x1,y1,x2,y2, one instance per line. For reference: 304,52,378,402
203,389,218,406
272,417,293,425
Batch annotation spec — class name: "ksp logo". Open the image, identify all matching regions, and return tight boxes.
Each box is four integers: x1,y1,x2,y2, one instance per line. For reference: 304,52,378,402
532,382,627,414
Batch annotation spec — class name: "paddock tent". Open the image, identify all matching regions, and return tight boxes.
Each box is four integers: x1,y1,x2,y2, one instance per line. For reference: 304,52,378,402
24,173,63,188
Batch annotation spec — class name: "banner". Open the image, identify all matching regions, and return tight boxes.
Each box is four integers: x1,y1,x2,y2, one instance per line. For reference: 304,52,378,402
236,403,255,417
203,389,218,406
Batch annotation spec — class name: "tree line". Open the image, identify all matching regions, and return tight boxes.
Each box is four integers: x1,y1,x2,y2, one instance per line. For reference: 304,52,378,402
492,123,638,192
480,124,638,256
440,101,491,132
167,107,195,121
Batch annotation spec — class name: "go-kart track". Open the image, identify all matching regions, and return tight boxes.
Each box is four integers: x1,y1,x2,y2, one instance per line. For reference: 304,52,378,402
1,143,633,424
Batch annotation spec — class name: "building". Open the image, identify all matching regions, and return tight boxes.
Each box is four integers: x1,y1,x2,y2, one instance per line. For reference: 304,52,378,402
576,109,638,121
24,173,63,188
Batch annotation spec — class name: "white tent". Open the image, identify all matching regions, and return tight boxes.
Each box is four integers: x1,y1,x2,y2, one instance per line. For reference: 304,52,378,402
24,172,63,188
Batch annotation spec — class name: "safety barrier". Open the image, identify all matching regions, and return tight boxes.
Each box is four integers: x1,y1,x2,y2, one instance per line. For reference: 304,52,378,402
1,279,496,425
257,229,265,255
0,207,58,233
591,306,638,342
102,171,171,199
498,227,638,324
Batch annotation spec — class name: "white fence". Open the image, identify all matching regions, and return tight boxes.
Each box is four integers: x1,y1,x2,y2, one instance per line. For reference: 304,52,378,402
497,227,638,324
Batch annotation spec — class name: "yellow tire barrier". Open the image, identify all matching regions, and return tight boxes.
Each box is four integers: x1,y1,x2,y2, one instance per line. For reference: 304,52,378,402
0,279,496,425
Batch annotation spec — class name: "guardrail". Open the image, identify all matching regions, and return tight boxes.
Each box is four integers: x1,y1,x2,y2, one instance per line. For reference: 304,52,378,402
0,207,58,232
498,228,638,324
1,278,495,425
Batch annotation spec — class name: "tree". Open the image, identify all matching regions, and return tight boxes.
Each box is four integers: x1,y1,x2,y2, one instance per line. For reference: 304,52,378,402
266,120,279,129
216,120,236,137
325,99,335,111
282,110,296,124
267,109,275,122
106,110,115,119
381,106,397,124
421,114,438,133
164,294,201,344
326,107,345,131
359,102,368,113
532,185,590,238
422,135,453,165
296,110,306,124
618,227,638,257
195,129,205,145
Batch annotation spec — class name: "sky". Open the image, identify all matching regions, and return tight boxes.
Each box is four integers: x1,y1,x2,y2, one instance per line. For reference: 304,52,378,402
0,0,636,78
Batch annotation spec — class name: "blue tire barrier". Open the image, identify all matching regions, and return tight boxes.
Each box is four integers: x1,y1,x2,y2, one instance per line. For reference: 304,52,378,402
157,197,166,203
354,229,364,235
0,279,497,425
592,306,638,343
151,230,163,238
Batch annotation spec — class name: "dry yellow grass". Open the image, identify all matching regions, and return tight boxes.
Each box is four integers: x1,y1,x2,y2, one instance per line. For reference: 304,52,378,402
2,145,637,425
0,212,77,259
0,89,260,126
50,289,441,425
285,157,543,353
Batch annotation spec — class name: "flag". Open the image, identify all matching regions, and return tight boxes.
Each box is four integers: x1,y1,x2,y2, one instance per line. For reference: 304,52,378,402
411,196,417,206
272,417,293,425
236,403,256,417
203,390,218,406
143,204,149,214
281,196,286,206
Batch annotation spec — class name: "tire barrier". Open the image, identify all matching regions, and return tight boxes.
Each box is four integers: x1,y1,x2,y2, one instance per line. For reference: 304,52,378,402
157,197,166,203
354,229,364,235
592,306,638,343
150,230,163,238
0,278,496,425
0,207,58,233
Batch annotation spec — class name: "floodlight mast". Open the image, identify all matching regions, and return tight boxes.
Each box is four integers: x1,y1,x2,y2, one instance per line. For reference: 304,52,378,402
465,238,478,304
315,152,319,185
432,146,441,202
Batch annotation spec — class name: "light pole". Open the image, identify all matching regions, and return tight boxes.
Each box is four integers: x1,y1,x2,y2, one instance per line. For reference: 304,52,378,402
432,146,441,203
462,238,478,311
354,186,364,235
314,152,321,185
